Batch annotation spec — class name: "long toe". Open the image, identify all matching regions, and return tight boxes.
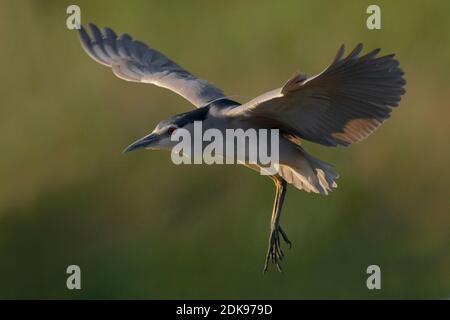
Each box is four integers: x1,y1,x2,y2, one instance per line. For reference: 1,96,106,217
263,228,286,273
278,226,292,249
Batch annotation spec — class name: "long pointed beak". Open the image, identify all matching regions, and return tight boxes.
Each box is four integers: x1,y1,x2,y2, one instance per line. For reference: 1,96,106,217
123,133,159,153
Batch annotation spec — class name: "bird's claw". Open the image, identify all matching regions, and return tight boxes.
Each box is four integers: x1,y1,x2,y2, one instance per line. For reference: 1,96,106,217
279,226,292,249
263,225,292,273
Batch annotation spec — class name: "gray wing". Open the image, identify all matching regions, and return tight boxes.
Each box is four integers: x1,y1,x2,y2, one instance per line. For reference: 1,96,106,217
226,44,406,146
78,23,226,108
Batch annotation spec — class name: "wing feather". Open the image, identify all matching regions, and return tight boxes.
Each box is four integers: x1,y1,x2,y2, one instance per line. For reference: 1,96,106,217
78,23,226,108
225,44,406,146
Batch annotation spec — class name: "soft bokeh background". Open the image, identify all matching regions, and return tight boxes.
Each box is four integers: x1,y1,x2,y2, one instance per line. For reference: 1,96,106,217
0,0,449,299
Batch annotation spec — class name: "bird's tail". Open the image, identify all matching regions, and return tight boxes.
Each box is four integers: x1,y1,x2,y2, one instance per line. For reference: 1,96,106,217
277,149,338,195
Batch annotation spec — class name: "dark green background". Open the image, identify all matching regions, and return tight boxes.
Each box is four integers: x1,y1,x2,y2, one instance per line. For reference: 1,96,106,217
0,0,449,299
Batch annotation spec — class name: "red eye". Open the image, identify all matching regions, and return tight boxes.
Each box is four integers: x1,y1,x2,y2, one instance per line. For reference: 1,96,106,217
168,127,177,135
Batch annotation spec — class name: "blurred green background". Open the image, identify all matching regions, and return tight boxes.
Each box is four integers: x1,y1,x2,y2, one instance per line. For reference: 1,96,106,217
0,0,449,299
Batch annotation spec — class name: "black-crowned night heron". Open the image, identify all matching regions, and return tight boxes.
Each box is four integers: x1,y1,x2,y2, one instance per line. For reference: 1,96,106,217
78,23,405,272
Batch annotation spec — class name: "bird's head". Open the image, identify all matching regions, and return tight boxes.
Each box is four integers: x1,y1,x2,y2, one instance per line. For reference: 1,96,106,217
123,106,209,153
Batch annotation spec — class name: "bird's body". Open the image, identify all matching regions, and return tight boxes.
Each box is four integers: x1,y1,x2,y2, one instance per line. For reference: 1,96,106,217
78,23,405,272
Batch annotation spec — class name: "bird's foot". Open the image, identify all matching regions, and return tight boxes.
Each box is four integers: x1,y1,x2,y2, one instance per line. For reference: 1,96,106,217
263,225,292,273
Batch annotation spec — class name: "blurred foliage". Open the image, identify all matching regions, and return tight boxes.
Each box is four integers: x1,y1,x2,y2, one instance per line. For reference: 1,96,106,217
0,0,449,299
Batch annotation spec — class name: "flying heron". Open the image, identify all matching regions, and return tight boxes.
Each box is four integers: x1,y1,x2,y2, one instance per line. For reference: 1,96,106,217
77,23,406,272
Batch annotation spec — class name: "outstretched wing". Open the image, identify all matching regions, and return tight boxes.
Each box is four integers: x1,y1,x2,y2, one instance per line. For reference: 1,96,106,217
225,44,406,146
78,23,226,108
